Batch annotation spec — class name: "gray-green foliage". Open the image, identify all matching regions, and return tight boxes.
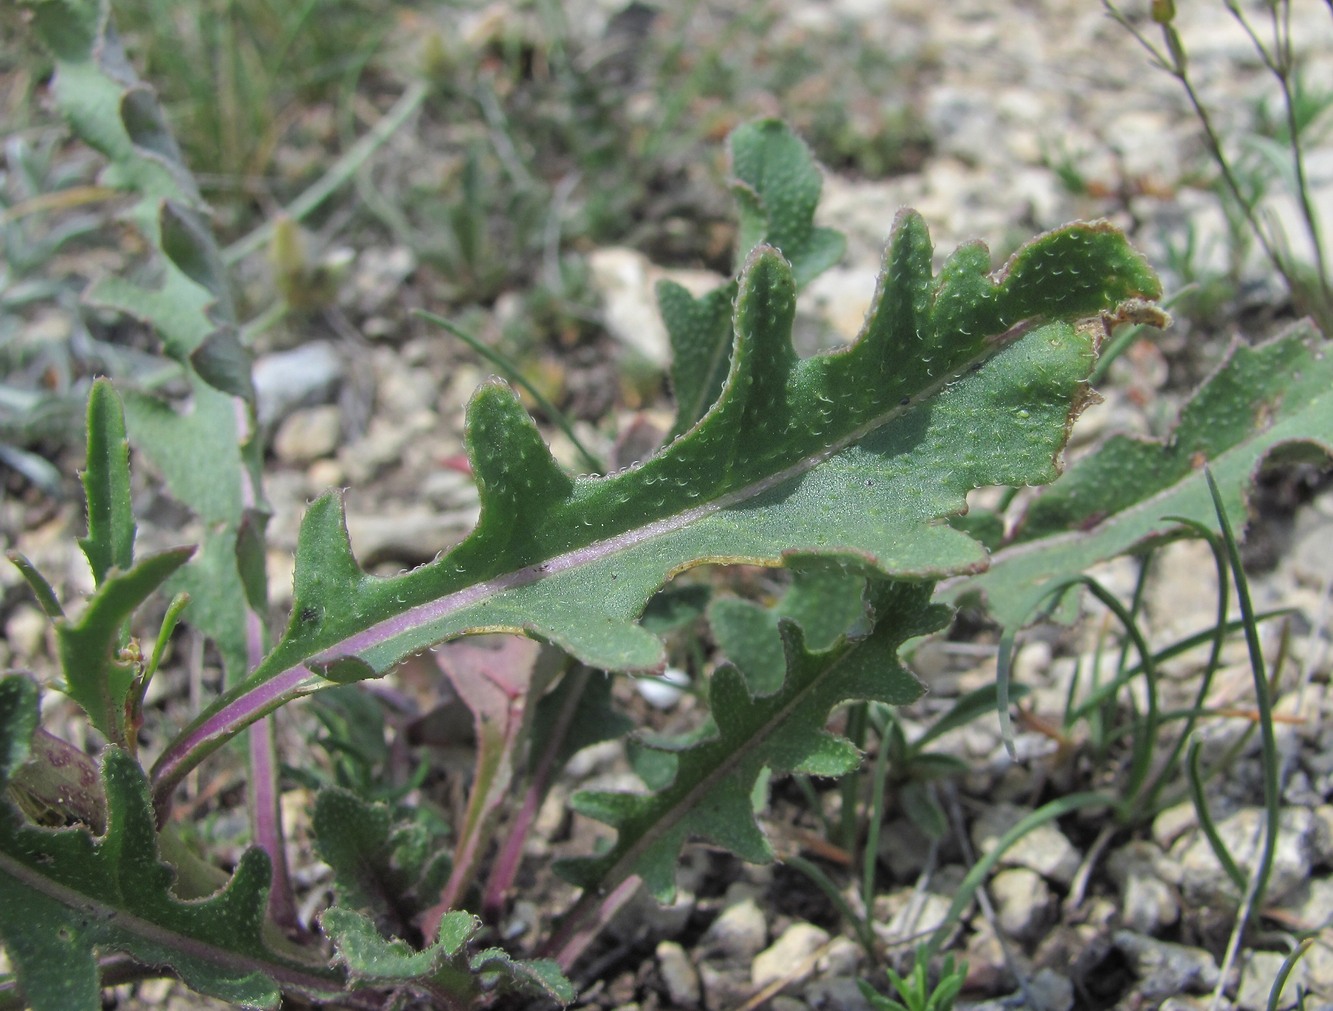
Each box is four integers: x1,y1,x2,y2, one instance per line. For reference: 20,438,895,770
10,0,1331,1008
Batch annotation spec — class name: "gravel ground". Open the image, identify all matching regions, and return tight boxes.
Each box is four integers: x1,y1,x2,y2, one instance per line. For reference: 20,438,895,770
3,1,1333,1009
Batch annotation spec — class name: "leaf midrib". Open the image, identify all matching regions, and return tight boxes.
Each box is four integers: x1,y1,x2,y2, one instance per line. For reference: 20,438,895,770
0,848,345,999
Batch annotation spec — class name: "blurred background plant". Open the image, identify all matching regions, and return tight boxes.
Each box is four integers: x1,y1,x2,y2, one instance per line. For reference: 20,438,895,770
1106,0,1333,334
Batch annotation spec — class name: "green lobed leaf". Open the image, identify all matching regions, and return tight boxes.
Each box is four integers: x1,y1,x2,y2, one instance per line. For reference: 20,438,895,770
710,596,790,696
0,675,343,1011
663,119,847,438
947,322,1333,628
57,546,193,746
710,561,872,698
322,906,573,1006
556,581,943,902
660,281,735,439
78,378,136,586
313,788,429,940
158,210,1161,791
730,119,846,286
779,561,871,650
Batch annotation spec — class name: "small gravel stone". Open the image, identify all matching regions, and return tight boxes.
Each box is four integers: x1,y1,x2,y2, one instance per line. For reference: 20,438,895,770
802,976,874,1011
1302,937,1333,1000
1235,950,1309,1011
699,960,751,1011
700,897,768,963
655,940,700,1008
877,815,934,880
1107,841,1180,935
877,865,971,947
1027,968,1075,1011
4,604,48,662
971,802,1081,886
1176,806,1330,906
752,923,830,990
634,668,690,709
1231,949,1317,1011
1153,802,1199,851
990,867,1053,941
1289,875,1333,931
253,341,343,429
589,246,723,369
1114,930,1220,999
346,245,415,316
272,405,342,464
818,936,863,979
343,505,474,566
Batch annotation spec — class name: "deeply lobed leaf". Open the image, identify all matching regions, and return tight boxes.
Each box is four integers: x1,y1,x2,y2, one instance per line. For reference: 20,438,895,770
948,321,1333,627
557,581,945,903
0,675,343,1011
157,211,1160,792
664,119,847,436
322,906,574,1007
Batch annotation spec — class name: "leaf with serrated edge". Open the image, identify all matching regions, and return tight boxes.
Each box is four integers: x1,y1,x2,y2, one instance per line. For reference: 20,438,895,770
946,322,1333,628
323,906,573,1005
557,581,943,902
57,547,193,745
154,212,1160,795
664,119,846,438
0,676,343,1011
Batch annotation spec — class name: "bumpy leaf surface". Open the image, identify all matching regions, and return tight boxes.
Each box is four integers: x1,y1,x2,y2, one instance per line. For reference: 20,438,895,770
662,119,845,437
0,676,343,1011
322,906,574,1007
157,211,1160,791
948,322,1333,627
557,582,943,903
313,788,439,940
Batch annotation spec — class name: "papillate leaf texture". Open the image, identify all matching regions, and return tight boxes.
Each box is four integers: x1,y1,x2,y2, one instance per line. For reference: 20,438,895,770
556,581,945,903
0,676,343,1011
663,119,845,437
157,211,1160,788
949,321,1333,627
322,906,574,1006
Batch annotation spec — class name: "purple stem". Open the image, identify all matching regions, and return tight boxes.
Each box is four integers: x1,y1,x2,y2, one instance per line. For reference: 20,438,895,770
248,717,300,934
233,397,300,934
153,664,321,813
546,875,642,971
481,665,592,919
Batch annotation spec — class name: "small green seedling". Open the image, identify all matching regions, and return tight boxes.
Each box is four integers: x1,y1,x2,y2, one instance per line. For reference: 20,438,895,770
858,951,968,1011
